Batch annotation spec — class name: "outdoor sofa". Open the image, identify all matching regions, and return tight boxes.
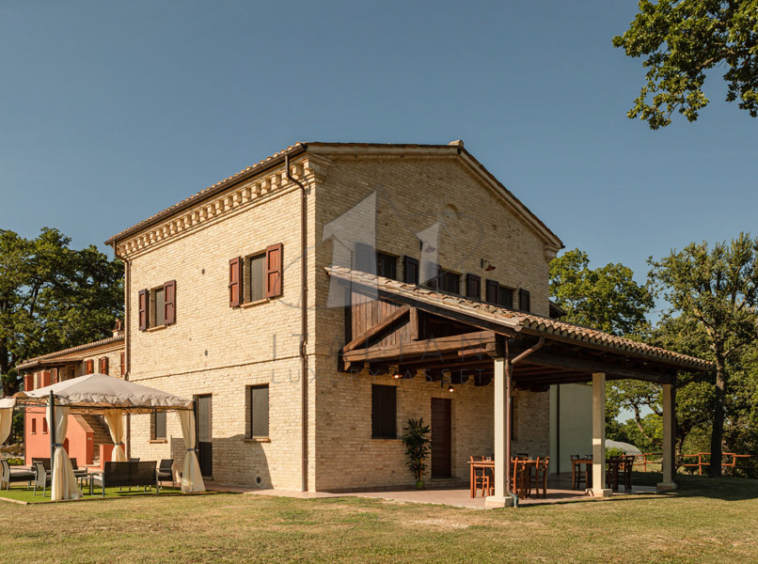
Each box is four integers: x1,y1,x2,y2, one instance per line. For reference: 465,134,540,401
91,461,161,496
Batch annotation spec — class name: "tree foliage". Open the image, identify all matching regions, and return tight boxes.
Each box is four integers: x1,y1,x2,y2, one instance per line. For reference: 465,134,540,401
0,228,123,396
549,248,654,336
614,0,758,128
649,232,758,475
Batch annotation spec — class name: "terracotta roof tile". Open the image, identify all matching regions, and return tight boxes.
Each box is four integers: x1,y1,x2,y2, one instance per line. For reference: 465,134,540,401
326,266,714,372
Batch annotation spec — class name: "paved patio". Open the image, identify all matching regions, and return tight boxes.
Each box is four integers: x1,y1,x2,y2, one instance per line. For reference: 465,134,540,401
209,474,659,510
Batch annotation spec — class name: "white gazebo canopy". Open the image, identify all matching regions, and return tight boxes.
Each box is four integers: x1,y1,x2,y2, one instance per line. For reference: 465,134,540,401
7,373,204,500
13,373,194,413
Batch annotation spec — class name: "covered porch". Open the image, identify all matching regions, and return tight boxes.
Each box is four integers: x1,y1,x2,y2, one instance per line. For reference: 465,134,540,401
329,266,713,507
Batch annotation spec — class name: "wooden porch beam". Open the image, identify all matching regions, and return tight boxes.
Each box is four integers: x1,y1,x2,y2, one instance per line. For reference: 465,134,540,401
342,330,497,364
342,305,410,353
513,350,672,383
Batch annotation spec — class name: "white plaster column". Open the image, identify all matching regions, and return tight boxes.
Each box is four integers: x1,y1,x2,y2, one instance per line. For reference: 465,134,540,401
485,357,515,508
591,372,612,497
657,382,678,491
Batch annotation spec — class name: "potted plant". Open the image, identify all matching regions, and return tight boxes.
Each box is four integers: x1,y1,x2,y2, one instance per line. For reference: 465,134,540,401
402,418,431,489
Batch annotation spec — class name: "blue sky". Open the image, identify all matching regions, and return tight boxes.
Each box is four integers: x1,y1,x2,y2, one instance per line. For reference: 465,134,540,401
1,0,755,299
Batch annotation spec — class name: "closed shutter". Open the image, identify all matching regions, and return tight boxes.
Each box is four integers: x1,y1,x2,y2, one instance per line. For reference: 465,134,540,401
266,243,283,298
229,257,242,307
164,280,176,325
485,279,498,304
355,242,375,274
466,274,481,300
99,357,109,375
138,289,149,331
86,360,94,374
120,352,125,376
403,256,419,285
519,289,531,312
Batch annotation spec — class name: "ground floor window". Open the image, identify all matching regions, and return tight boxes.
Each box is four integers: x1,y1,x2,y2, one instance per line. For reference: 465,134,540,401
152,410,167,440
371,385,397,439
249,385,269,438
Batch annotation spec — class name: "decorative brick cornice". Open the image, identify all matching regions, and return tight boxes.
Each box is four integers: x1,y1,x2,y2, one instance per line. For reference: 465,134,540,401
116,157,322,258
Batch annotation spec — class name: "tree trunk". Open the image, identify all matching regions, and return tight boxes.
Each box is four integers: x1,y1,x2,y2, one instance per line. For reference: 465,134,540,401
709,356,727,477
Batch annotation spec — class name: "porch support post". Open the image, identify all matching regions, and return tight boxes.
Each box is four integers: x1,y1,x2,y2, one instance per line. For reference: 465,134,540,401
657,382,678,491
591,372,611,497
485,357,515,508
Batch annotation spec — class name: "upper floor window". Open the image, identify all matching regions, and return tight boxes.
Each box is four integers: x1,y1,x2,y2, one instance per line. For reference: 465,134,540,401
139,281,176,331
377,252,397,280
439,270,460,294
99,357,109,375
229,243,283,307
486,280,514,309
85,360,95,374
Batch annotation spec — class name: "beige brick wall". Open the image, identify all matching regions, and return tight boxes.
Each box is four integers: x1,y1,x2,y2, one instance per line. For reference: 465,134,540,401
310,155,552,490
121,151,553,491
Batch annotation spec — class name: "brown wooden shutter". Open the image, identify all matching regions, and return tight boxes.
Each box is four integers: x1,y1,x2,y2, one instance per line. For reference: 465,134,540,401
403,256,419,285
138,289,149,331
120,352,125,377
99,357,109,375
486,279,498,304
519,289,531,312
266,243,283,298
465,274,481,300
164,280,176,325
86,360,94,374
229,257,242,307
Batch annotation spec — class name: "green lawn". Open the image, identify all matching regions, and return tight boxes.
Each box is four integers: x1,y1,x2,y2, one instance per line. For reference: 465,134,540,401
1,474,757,563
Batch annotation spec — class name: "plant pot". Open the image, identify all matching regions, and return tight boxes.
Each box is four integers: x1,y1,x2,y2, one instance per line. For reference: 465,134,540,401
416,480,425,490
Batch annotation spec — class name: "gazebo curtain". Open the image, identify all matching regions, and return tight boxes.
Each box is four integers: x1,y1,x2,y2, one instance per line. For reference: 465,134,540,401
177,410,205,493
0,408,12,444
46,403,81,501
104,410,127,462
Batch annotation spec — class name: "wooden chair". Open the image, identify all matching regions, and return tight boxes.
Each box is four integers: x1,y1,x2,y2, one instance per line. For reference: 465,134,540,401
469,456,491,497
606,456,622,492
621,455,634,493
526,457,550,498
570,455,589,490
511,458,530,498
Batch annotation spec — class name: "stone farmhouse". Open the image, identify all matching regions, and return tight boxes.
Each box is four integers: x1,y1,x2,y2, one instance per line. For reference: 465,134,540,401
19,141,712,505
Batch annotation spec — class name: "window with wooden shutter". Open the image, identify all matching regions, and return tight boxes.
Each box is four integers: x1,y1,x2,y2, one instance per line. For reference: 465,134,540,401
138,289,149,331
371,385,397,439
99,357,109,375
519,289,531,312
424,262,442,290
466,274,481,300
439,270,460,294
265,243,283,298
86,360,94,374
376,252,397,280
164,280,176,325
120,352,125,377
229,257,242,307
403,256,419,285
486,280,514,309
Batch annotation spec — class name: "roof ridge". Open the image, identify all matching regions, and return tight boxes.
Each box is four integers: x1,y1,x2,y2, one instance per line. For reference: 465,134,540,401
17,335,124,368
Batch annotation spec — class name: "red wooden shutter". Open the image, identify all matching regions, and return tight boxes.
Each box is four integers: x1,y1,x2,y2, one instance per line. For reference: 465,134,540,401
229,257,242,307
486,280,498,304
99,357,109,375
86,360,94,374
120,352,125,376
266,243,283,298
164,280,176,325
519,289,531,312
138,289,149,331
24,373,34,391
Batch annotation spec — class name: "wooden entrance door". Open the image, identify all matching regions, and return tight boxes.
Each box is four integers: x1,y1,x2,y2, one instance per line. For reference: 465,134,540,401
195,395,212,477
431,398,452,478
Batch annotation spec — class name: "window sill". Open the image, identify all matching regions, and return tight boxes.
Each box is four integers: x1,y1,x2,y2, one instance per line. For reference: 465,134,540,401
149,439,168,444
244,437,271,443
371,437,400,441
240,298,271,309
146,325,168,333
